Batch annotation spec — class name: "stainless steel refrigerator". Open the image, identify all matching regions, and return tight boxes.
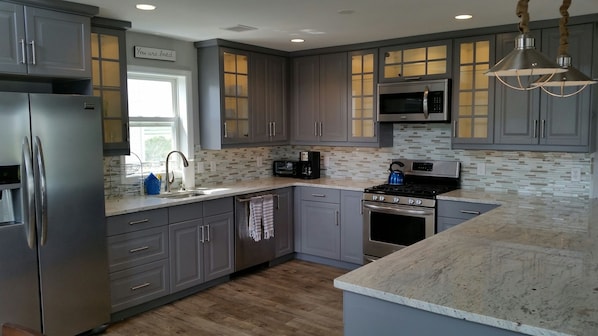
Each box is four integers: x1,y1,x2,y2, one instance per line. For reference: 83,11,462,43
0,92,110,336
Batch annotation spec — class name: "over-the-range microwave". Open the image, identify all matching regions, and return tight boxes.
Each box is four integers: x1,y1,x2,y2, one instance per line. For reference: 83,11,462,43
377,78,450,123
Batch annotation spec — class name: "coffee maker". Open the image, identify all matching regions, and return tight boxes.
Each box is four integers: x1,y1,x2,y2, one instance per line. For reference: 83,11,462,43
298,151,320,179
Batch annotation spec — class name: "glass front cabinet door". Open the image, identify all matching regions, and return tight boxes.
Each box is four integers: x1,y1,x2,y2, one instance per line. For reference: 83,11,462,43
222,50,250,143
349,50,377,143
380,40,451,82
91,23,130,156
451,35,495,147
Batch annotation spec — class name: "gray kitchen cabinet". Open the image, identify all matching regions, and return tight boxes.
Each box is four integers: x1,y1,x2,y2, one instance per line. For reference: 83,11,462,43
252,53,288,143
168,198,234,292
0,2,92,78
379,40,452,83
274,187,294,258
436,200,499,232
340,190,363,265
291,52,348,144
296,187,362,265
494,24,593,151
196,40,288,149
106,208,170,312
91,18,131,156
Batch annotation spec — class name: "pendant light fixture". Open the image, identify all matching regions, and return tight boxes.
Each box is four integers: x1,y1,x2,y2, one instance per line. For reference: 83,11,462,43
532,0,596,97
485,0,566,91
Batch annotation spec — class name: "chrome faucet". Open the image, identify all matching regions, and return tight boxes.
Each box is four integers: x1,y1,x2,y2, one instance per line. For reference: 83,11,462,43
164,150,189,193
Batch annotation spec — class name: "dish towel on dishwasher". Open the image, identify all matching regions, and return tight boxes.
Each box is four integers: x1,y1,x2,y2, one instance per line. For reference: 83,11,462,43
262,195,274,239
248,196,262,242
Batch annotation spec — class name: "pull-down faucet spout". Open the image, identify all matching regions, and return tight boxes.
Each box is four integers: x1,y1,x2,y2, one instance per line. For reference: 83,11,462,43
164,151,189,193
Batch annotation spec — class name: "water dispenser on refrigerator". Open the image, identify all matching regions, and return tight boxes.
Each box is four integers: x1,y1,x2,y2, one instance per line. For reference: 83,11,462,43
0,165,19,224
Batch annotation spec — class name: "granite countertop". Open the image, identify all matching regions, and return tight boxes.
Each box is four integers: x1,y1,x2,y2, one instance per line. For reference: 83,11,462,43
335,189,598,336
105,177,375,216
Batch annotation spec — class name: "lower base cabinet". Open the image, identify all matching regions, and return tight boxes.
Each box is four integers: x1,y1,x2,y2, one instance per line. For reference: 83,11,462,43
437,200,499,232
296,187,363,265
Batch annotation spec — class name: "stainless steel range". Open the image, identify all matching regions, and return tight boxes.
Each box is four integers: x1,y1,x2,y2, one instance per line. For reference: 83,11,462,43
363,159,460,263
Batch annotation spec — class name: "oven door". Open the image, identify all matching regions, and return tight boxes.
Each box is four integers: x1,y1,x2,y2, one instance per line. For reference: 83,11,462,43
363,201,435,262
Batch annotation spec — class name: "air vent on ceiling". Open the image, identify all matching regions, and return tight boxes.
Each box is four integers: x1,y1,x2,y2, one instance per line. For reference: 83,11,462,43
222,24,258,33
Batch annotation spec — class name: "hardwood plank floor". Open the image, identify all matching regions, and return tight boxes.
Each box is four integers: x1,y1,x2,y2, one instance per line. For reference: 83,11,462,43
104,260,347,336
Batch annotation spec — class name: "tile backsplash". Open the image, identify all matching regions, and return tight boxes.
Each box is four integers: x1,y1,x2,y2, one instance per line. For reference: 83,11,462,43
105,124,593,198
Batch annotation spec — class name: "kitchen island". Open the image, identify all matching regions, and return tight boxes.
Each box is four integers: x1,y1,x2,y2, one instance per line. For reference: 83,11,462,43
334,190,598,336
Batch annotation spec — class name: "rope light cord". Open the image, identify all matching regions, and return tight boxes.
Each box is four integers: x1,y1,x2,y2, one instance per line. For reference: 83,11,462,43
558,0,571,55
516,0,530,33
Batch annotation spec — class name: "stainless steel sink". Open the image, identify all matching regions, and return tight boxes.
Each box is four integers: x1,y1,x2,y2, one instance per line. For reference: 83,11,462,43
156,190,206,199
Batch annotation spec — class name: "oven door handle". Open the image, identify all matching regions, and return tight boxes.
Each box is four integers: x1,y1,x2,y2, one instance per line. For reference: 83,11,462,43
364,203,434,216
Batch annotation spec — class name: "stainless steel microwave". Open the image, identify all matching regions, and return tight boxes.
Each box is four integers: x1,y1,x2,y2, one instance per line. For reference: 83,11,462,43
378,79,450,122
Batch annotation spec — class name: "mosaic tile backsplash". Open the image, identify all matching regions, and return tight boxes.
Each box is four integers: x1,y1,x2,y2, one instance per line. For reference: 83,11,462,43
105,124,593,198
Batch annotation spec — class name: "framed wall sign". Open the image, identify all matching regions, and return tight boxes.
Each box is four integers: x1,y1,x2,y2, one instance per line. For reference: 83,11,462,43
134,46,176,62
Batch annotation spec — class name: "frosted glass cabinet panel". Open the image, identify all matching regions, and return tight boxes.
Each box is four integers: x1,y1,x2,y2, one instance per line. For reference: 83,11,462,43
380,41,450,82
452,36,494,145
350,50,376,140
223,51,250,141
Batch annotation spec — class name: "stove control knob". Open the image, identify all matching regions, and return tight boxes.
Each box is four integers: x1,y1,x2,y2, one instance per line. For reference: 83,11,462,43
379,196,385,201
393,197,400,203
408,198,415,205
415,199,423,205
372,195,378,201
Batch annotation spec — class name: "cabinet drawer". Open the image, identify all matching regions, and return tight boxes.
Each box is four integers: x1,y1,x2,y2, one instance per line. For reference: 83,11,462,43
437,200,499,220
109,259,170,313
300,187,340,203
204,197,233,217
168,202,203,223
107,208,168,236
107,227,168,273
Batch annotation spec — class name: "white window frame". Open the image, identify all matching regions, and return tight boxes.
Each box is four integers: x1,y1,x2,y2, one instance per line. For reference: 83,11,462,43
122,66,194,184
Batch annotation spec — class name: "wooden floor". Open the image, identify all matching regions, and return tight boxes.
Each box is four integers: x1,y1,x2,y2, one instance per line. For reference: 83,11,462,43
104,260,347,336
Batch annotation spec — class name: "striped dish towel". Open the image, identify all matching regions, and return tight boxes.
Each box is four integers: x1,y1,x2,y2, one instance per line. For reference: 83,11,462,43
248,196,262,242
262,195,274,239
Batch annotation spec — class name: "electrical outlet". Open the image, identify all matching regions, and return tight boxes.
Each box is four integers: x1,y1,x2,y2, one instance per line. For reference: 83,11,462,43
476,162,486,176
210,161,216,172
571,168,581,182
196,162,204,173
256,156,263,168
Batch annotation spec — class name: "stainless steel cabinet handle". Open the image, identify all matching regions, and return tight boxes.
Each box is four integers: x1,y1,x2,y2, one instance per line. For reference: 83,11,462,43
224,122,228,138
311,193,326,197
205,225,210,242
459,210,481,215
364,203,434,216
200,225,205,243
423,85,429,119
128,219,149,225
129,246,150,253
452,120,457,138
319,122,323,137
314,122,318,136
19,39,26,64
541,119,546,138
268,122,272,137
335,210,339,226
131,282,151,291
272,122,276,137
22,137,35,249
28,40,36,65
533,120,539,138
33,137,48,246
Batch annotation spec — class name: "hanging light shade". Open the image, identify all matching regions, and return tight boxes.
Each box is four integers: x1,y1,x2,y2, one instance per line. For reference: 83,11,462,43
532,0,597,97
485,0,566,91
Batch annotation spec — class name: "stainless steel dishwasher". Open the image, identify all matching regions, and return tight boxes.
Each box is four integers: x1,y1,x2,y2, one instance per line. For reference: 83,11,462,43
234,191,278,271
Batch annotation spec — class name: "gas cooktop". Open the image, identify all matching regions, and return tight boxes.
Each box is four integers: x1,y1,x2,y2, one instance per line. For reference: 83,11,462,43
365,183,460,199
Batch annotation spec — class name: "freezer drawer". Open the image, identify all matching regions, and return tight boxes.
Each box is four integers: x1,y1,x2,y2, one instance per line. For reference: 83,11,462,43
107,227,169,273
109,259,170,313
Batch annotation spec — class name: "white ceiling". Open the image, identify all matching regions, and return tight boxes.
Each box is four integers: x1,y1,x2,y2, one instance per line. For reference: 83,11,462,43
74,0,598,52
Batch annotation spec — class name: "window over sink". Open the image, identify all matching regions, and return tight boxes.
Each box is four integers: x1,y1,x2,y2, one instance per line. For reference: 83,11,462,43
123,66,194,182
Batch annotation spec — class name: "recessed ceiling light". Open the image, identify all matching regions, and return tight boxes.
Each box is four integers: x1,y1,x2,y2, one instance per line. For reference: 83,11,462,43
291,39,305,43
136,4,156,10
455,14,473,20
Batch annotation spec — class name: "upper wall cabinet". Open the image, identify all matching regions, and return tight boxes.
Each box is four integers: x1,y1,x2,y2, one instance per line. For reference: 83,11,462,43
91,18,131,156
451,35,495,145
0,2,92,78
494,24,593,152
291,53,348,144
379,40,452,82
196,41,288,149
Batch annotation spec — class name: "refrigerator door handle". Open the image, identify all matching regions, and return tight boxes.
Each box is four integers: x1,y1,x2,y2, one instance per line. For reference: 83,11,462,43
22,137,36,249
33,136,48,246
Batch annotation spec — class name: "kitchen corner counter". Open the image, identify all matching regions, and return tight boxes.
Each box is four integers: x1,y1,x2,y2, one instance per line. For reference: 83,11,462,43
335,190,598,336
105,177,374,216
